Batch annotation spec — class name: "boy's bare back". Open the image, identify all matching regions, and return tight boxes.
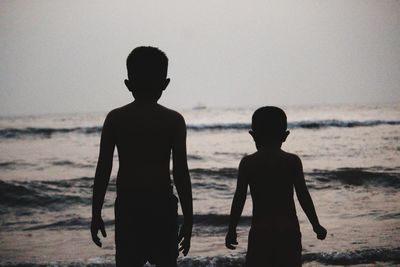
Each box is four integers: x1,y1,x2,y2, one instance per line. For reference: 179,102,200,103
241,150,301,221
104,102,186,197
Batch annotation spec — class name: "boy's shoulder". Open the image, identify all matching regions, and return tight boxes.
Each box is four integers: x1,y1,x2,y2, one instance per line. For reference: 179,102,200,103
281,150,301,163
108,107,122,115
157,104,185,120
106,104,183,118
240,150,301,168
156,105,186,129
105,104,130,118
105,104,185,129
278,151,303,172
102,106,127,127
238,153,255,170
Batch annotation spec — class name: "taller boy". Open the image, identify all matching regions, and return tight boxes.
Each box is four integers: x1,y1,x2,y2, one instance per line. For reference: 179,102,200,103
91,46,193,267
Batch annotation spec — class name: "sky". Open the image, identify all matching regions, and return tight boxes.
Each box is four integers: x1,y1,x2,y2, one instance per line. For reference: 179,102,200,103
0,0,399,115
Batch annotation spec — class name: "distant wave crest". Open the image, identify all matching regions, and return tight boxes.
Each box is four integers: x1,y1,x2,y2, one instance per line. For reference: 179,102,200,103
0,119,399,138
0,126,101,139
188,119,400,131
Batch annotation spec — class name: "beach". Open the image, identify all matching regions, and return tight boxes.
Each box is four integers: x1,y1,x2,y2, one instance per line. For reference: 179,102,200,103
1,103,399,266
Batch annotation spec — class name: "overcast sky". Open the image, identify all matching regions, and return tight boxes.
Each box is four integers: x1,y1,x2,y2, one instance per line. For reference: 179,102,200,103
1,0,399,115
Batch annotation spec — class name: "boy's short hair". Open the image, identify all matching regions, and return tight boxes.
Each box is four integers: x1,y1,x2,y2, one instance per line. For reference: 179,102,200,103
126,46,168,81
252,106,287,138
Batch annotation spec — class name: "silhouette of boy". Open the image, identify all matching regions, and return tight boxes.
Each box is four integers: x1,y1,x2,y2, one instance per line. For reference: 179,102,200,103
225,106,326,266
91,46,193,267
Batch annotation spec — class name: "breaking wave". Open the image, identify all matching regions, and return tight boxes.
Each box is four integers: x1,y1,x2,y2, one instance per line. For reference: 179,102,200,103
1,167,398,213
17,214,252,231
310,168,400,188
1,248,399,266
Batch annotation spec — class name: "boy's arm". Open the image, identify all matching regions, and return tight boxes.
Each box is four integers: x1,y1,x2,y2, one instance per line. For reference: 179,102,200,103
172,115,193,256
226,158,248,249
91,113,116,247
293,155,327,240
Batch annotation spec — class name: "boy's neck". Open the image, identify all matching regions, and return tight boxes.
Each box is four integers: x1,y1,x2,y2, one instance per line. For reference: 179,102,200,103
133,99,158,105
256,142,282,152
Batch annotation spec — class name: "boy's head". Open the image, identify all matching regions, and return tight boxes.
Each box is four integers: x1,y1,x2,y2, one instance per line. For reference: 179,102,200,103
250,106,290,148
124,46,170,102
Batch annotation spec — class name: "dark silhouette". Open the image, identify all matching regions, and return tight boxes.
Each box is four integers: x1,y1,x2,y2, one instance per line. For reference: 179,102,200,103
225,106,327,266
91,46,193,267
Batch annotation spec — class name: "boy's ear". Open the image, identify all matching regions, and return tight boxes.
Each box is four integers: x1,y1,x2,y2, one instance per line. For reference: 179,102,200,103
282,130,290,142
162,78,170,91
249,130,256,140
124,79,133,92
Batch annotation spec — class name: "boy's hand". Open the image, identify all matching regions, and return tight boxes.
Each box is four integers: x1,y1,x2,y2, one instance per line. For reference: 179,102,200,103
313,224,327,240
91,216,107,247
225,229,238,250
178,223,192,256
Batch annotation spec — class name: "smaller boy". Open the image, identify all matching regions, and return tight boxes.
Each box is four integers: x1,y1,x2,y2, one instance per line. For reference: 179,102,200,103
225,106,326,266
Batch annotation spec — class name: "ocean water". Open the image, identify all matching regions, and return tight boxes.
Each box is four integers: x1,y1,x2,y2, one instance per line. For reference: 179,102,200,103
0,103,399,266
